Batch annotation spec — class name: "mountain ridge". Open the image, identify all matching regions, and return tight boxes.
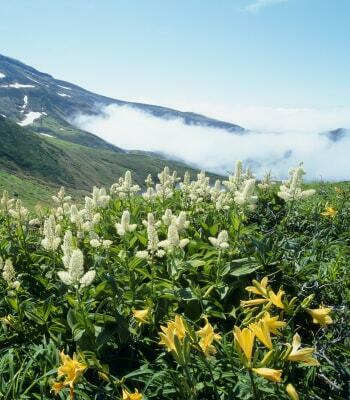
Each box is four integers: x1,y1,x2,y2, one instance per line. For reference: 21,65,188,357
0,53,245,148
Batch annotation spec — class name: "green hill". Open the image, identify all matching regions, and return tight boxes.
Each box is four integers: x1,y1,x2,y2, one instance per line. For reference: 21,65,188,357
0,116,218,206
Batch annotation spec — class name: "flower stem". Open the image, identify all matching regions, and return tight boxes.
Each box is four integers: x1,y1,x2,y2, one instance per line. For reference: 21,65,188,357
248,369,258,400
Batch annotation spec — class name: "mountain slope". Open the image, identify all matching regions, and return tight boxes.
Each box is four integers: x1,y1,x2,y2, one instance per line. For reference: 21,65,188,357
0,53,245,148
0,116,218,205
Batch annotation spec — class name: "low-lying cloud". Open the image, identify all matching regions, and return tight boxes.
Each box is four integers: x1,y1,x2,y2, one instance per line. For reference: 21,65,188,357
73,104,350,181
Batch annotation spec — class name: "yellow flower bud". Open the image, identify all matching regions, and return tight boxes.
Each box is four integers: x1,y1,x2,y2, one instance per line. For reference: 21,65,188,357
286,383,299,400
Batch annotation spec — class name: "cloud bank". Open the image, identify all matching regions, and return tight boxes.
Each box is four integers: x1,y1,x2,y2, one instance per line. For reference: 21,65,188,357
73,104,350,181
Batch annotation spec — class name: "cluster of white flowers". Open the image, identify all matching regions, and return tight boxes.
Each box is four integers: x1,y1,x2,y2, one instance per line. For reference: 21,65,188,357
234,178,258,209
41,215,61,251
158,219,190,253
136,213,165,259
1,258,20,289
89,186,110,208
162,209,190,230
89,235,113,249
57,231,95,288
209,230,230,249
278,165,316,202
52,187,72,221
179,171,191,196
0,190,15,213
115,210,137,236
210,180,222,203
185,171,212,205
156,167,178,200
178,163,258,211
223,160,244,193
8,199,28,221
141,174,156,201
69,200,100,238
111,170,140,198
52,186,71,206
215,192,233,211
0,162,318,293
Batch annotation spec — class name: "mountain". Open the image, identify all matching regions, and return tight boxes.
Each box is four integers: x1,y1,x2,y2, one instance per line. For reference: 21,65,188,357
0,53,244,149
323,128,350,142
0,116,220,206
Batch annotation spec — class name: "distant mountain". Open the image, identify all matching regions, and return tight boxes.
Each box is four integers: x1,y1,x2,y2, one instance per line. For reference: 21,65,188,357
323,128,349,142
0,53,245,150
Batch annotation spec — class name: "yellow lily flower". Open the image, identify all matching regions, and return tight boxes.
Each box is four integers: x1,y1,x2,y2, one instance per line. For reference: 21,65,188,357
242,276,285,310
268,288,285,309
168,315,187,339
51,381,65,395
241,298,269,307
122,388,143,400
261,312,286,335
133,308,151,326
249,320,272,349
57,351,87,389
159,324,177,353
245,277,269,297
252,367,282,382
233,326,255,362
321,206,337,217
196,317,221,357
159,315,187,354
286,333,319,366
286,383,299,400
308,307,333,326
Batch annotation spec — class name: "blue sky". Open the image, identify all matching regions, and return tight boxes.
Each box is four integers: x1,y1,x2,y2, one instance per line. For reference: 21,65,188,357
1,0,350,125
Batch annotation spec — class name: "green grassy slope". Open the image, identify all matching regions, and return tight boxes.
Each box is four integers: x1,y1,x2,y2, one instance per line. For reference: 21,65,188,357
0,171,60,208
0,116,219,205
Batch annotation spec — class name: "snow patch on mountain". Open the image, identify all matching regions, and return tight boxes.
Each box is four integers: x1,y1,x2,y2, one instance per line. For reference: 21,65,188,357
40,132,55,138
57,92,71,98
18,111,43,126
0,72,5,79
25,75,43,84
1,82,35,89
57,85,72,90
20,95,28,112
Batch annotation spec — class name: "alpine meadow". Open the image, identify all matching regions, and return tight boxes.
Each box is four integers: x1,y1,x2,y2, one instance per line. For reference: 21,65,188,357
1,1,350,399
0,163,349,399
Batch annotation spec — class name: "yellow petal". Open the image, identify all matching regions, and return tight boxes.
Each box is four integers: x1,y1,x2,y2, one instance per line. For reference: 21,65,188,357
268,288,285,309
308,307,333,326
241,298,269,307
233,326,255,362
252,367,282,382
122,388,143,400
249,320,272,350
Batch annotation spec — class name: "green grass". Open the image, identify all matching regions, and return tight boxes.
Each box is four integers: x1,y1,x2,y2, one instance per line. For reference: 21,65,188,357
0,171,55,208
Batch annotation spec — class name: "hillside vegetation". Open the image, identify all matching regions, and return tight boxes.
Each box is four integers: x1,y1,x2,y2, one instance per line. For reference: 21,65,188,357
0,163,348,399
0,116,214,202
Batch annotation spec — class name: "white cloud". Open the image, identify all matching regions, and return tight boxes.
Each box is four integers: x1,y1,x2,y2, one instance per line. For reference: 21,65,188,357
73,104,350,181
246,0,288,13
188,104,350,134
